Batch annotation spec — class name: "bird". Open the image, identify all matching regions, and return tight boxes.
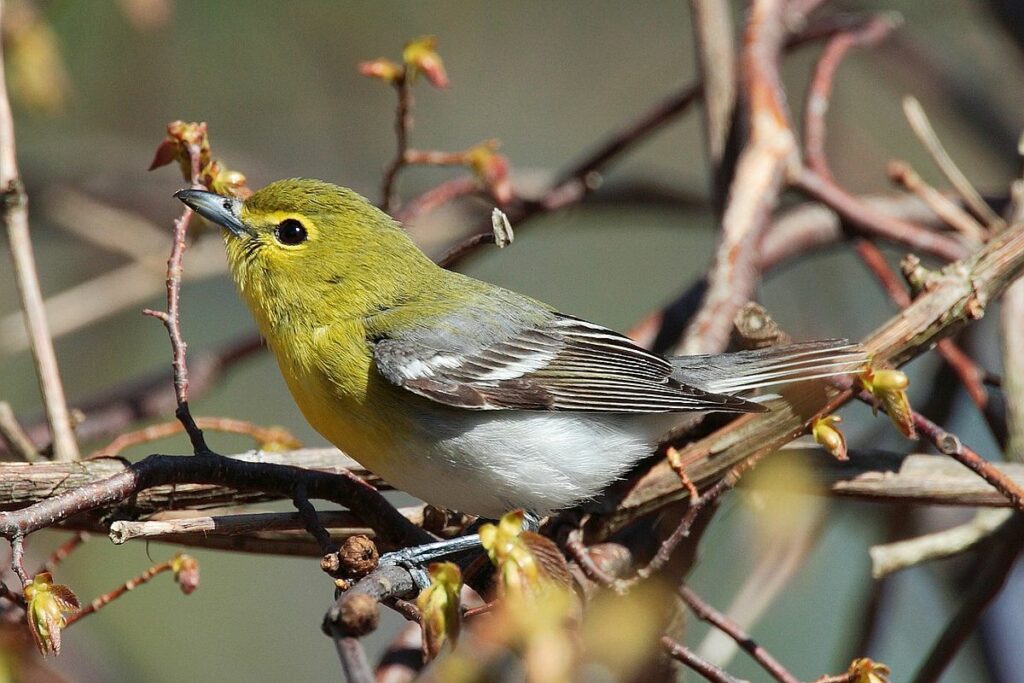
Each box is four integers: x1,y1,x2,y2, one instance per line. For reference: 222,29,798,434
176,179,865,521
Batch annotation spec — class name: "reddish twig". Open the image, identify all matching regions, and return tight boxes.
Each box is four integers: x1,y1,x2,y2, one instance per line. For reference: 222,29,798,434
803,16,897,179
679,0,800,355
0,7,79,462
335,636,374,683
910,410,1024,510
89,416,301,458
679,585,799,683
793,167,967,262
65,555,183,626
888,160,988,244
395,175,480,224
562,528,617,587
39,532,89,575
620,456,762,587
143,144,210,455
661,635,747,683
380,74,413,213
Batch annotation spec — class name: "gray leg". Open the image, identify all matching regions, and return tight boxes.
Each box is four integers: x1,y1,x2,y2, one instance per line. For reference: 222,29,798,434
378,534,483,589
377,512,538,590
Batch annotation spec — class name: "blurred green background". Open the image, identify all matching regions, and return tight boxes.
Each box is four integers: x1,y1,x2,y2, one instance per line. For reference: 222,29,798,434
1,1,1022,680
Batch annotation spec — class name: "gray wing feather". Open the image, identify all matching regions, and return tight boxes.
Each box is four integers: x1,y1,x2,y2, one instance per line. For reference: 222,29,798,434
373,313,761,414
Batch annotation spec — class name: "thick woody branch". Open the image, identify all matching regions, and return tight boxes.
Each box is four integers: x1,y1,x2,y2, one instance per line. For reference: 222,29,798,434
0,451,431,548
597,219,1024,536
679,0,799,355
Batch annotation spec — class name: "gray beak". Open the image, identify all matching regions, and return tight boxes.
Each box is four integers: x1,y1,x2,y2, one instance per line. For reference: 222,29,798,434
174,189,253,238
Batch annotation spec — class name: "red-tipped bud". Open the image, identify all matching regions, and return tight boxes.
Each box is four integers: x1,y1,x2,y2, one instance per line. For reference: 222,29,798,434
466,140,512,206
358,58,403,84
403,36,449,89
171,553,199,595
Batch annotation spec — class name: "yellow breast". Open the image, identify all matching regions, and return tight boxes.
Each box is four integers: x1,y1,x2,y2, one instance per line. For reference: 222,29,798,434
266,319,402,473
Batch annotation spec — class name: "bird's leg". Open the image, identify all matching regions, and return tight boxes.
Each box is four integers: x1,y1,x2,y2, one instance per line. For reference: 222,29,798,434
378,534,483,589
522,510,541,532
377,510,541,590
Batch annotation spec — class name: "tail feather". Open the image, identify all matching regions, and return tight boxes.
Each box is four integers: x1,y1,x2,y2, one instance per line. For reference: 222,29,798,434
670,339,867,395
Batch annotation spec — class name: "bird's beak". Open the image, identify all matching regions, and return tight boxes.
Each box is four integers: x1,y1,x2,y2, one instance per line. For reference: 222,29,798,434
174,189,253,238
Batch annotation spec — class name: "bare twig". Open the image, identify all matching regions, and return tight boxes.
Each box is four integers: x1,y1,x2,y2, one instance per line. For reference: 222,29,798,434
661,635,747,683
910,514,1024,683
600,218,1024,536
65,555,183,626
335,636,374,683
803,15,897,179
293,482,338,556
39,531,88,574
902,96,1004,229
0,6,78,462
0,401,40,461
794,167,969,262
89,416,301,458
869,508,1012,578
854,239,1000,438
380,74,412,213
394,175,479,224
910,410,1024,510
679,585,798,683
143,142,209,454
2,333,266,459
689,0,736,208
887,160,987,244
679,0,799,355
10,535,28,586
107,508,424,545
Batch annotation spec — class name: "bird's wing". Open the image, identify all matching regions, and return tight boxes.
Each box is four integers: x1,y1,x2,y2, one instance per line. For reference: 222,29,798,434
373,313,762,413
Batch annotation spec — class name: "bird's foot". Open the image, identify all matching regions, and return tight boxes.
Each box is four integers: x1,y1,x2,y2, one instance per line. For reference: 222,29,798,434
377,534,483,590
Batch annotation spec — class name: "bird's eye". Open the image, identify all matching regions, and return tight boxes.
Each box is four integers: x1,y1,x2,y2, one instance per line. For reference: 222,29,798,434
275,219,307,246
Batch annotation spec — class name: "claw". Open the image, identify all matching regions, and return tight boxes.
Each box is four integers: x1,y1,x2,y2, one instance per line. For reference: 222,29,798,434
377,534,483,590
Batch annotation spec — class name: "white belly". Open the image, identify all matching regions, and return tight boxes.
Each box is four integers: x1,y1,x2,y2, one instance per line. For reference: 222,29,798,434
371,407,684,518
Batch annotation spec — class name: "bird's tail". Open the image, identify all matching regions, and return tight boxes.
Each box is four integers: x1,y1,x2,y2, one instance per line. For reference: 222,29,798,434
670,339,868,395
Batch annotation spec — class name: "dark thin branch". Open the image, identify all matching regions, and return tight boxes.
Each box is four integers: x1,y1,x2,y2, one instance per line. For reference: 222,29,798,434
0,453,433,549
661,635,748,683
380,74,413,213
142,143,209,454
910,409,1024,510
911,514,1024,683
679,585,799,683
293,482,339,556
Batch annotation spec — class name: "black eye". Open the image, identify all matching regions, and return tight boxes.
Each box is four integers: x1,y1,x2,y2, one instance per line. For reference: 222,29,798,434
275,219,307,246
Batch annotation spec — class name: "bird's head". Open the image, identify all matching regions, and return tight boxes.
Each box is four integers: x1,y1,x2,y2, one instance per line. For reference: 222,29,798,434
176,178,435,330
